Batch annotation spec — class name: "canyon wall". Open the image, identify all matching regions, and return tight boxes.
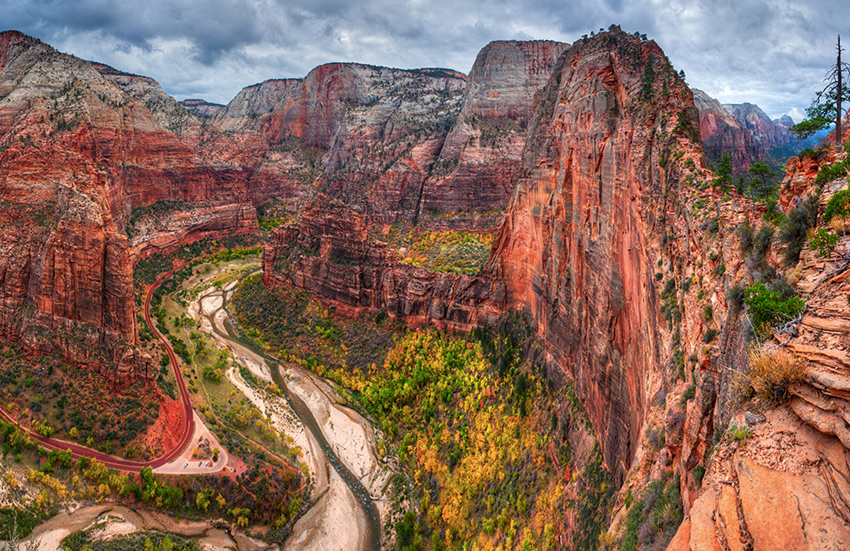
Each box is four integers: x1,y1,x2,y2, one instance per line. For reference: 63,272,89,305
0,31,260,382
263,195,506,327
211,41,566,225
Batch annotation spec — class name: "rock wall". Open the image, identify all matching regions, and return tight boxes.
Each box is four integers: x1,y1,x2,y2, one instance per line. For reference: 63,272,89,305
212,42,566,225
0,31,259,383
693,88,761,171
263,195,506,327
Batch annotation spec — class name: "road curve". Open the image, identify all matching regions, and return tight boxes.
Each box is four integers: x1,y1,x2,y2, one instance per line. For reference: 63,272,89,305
0,267,195,472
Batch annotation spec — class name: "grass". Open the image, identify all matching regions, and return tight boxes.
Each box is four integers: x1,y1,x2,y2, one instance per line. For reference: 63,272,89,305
743,346,806,404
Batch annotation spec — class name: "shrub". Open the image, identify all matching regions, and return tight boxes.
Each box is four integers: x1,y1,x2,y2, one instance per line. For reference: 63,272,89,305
727,285,746,314
744,283,805,337
745,347,806,403
778,194,819,265
810,228,839,258
752,225,774,263
691,465,706,486
824,189,850,223
814,159,849,188
702,328,719,343
738,224,754,253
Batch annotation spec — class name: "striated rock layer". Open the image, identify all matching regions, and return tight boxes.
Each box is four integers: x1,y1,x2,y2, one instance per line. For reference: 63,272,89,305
263,195,506,327
0,31,260,383
212,41,566,225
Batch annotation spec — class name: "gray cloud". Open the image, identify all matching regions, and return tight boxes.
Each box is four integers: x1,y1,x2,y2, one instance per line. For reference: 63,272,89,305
2,0,846,119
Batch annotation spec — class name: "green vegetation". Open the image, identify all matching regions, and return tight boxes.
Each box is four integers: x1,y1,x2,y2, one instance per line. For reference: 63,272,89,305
619,473,683,551
641,53,655,101
400,229,494,275
231,275,396,373
810,228,839,258
133,235,262,285
744,283,805,337
0,346,158,459
814,158,849,188
778,194,819,265
0,506,49,541
62,529,200,551
825,189,850,223
232,285,615,550
711,153,734,192
257,199,297,232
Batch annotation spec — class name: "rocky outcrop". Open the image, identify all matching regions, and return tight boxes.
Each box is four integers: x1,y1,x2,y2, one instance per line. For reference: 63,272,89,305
693,89,820,170
179,98,225,120
213,42,566,225
723,102,793,152
263,195,506,326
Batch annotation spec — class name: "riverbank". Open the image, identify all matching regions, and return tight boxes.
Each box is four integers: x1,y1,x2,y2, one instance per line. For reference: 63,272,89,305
188,264,393,551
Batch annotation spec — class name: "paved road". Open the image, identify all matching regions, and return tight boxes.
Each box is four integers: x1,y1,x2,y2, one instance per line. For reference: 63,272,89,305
0,267,195,472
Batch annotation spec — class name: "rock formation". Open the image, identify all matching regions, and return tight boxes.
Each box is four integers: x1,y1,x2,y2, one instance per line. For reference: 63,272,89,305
693,88,761,171
418,40,567,218
210,41,566,225
693,88,819,170
0,30,259,383
263,195,506,327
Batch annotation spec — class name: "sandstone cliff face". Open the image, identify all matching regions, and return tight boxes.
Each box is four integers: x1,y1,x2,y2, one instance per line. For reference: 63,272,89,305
213,43,565,225
693,88,761,171
723,102,793,152
693,89,819,170
0,31,261,382
664,146,850,551
179,99,225,120
419,40,567,217
483,29,718,479
263,195,506,326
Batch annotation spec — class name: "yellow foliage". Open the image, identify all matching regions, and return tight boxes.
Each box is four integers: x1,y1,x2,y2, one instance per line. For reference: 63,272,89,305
745,346,807,403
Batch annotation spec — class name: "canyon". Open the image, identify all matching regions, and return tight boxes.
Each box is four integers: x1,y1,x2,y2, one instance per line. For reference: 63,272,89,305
2,23,850,551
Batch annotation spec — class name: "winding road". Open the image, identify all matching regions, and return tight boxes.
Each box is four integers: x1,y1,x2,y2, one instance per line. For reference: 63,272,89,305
0,267,195,472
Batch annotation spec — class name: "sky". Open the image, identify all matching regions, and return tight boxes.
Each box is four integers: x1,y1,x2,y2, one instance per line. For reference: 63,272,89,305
2,0,847,120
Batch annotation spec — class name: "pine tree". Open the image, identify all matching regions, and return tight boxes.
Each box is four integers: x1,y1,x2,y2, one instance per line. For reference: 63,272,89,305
791,35,850,146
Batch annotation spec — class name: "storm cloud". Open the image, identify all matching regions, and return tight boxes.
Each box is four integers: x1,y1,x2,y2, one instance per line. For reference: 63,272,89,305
3,0,846,119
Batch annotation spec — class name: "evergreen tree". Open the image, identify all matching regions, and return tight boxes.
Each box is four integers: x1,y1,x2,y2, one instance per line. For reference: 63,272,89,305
791,35,850,146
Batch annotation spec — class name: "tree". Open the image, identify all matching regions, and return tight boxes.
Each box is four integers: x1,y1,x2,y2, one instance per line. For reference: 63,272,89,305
711,153,734,191
791,35,850,146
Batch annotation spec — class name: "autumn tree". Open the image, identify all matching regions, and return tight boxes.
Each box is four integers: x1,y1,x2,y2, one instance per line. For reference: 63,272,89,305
791,35,850,146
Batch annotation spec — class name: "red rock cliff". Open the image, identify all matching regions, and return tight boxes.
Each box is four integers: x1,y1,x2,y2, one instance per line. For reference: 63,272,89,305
485,29,708,478
263,195,506,326
0,31,261,382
